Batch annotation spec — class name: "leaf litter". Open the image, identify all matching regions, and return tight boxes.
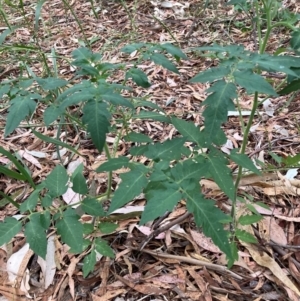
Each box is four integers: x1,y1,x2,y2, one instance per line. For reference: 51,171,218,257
0,0,300,300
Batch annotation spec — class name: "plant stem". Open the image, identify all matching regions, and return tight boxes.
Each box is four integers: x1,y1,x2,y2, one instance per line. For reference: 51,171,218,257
151,14,179,44
119,0,137,31
272,22,297,31
259,0,273,54
232,92,259,218
61,0,90,47
104,143,113,200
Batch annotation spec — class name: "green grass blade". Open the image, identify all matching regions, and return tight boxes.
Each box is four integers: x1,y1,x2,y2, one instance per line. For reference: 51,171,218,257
0,147,35,188
0,192,20,209
34,0,47,33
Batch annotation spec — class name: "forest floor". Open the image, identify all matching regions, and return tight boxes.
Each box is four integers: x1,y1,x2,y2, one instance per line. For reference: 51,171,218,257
1,0,300,300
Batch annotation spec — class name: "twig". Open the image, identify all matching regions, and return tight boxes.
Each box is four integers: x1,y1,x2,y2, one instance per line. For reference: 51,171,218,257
135,248,244,280
138,211,191,251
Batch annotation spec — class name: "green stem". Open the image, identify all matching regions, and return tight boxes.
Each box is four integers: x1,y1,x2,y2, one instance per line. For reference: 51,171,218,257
119,0,136,31
104,143,113,200
255,1,262,49
88,0,98,19
61,0,90,47
272,22,297,31
151,14,179,44
233,92,259,219
56,116,64,165
259,3,272,53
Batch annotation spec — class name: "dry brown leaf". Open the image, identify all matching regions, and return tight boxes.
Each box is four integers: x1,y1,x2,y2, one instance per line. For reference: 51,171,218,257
262,217,287,245
187,268,210,296
96,258,112,296
115,273,167,295
190,230,221,253
91,289,127,301
293,235,300,261
240,226,300,297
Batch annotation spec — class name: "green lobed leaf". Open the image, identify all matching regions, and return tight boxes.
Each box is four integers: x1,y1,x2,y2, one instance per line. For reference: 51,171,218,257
126,68,151,88
108,170,148,213
72,173,88,194
121,43,147,53
268,151,282,164
72,47,93,63
128,156,150,171
82,101,110,153
235,229,258,243
144,138,186,161
102,93,134,109
160,43,188,60
20,189,40,213
76,65,99,77
83,223,94,235
245,204,259,215
185,190,236,262
171,159,209,188
83,249,96,278
207,151,235,200
0,85,10,98
5,95,37,137
94,238,115,258
55,81,92,105
81,198,105,216
233,70,277,95
129,145,149,156
149,169,168,182
56,209,83,253
39,211,51,229
124,132,153,143
60,91,94,111
229,149,261,175
141,183,182,224
44,105,63,125
71,164,88,195
255,202,270,210
134,100,163,112
98,222,118,234
41,194,53,207
36,77,68,90
44,165,69,197
282,153,300,166
190,66,231,83
290,30,300,52
202,81,236,145
238,214,263,225
25,219,47,258
149,53,179,74
96,157,130,172
252,53,300,77
134,110,171,123
171,117,205,147
0,217,22,246
194,44,245,57
278,79,300,95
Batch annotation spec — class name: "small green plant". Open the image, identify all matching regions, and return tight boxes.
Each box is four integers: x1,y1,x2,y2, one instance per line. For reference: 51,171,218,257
0,0,300,276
